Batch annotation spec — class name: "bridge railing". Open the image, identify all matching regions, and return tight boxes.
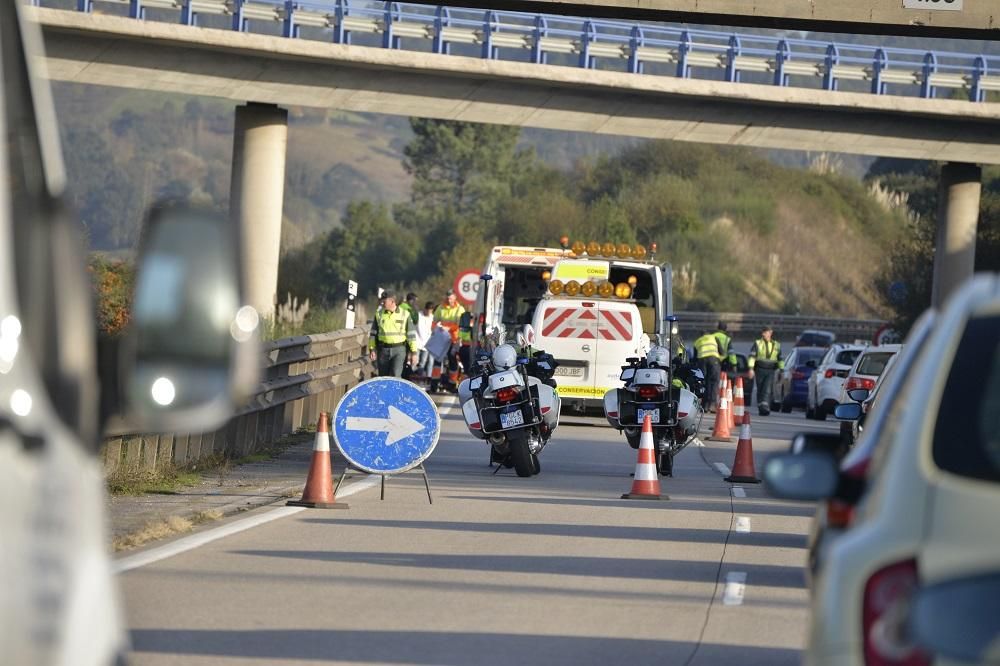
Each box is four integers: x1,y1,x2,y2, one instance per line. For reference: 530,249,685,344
102,327,372,474
674,311,886,341
43,0,1000,102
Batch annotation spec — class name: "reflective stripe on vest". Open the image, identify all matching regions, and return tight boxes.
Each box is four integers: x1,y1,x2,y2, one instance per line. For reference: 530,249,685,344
374,310,412,345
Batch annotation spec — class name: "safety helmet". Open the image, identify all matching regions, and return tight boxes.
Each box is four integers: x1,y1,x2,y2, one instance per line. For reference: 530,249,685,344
492,344,518,370
646,345,670,368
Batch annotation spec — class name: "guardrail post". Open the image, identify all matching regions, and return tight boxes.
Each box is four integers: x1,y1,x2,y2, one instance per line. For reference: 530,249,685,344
231,0,246,31
382,1,401,49
823,44,839,91
579,21,597,69
129,0,145,20
334,0,351,44
871,48,887,95
970,56,987,102
532,15,547,65
773,40,789,86
921,52,937,99
726,35,741,83
676,31,691,79
433,6,451,55
181,0,197,26
282,1,298,38
481,10,498,60
628,25,644,74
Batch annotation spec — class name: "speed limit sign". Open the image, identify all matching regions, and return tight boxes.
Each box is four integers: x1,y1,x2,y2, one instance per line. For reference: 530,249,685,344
454,270,481,305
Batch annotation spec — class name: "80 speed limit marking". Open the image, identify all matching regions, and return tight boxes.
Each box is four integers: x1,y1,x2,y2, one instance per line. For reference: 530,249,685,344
454,270,481,305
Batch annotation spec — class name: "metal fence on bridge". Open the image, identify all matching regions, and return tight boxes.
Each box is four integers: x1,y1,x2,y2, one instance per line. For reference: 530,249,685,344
43,0,1000,102
102,328,372,473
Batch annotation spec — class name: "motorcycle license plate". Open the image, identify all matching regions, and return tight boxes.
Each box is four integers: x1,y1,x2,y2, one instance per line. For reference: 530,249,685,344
500,408,525,429
637,408,660,423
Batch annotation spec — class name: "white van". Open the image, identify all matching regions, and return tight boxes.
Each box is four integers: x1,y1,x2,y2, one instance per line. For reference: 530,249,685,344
532,297,649,409
471,243,674,357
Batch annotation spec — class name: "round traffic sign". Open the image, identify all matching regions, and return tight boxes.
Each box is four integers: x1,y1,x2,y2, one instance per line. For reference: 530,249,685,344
332,378,441,474
454,270,481,305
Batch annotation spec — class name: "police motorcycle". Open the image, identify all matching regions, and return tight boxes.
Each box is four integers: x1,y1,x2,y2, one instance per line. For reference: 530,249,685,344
458,328,561,477
603,323,704,476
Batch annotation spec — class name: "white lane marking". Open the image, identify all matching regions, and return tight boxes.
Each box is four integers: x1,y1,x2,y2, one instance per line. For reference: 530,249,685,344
114,476,381,574
735,516,751,533
437,395,457,417
723,572,748,606
732,486,747,498
714,462,731,476
693,438,705,448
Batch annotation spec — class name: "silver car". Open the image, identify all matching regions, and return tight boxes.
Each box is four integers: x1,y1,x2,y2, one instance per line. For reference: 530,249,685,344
766,274,1000,665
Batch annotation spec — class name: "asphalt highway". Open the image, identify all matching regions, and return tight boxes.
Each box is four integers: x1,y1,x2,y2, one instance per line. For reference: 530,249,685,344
119,398,839,666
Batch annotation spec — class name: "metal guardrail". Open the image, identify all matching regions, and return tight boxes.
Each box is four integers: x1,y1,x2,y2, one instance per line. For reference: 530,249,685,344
102,327,372,474
675,311,886,341
38,0,1000,102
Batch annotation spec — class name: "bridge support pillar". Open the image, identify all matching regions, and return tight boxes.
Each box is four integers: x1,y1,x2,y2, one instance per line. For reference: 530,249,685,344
932,162,981,309
230,102,288,321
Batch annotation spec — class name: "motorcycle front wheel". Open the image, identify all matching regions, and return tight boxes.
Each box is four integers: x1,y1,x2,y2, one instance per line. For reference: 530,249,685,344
508,431,535,478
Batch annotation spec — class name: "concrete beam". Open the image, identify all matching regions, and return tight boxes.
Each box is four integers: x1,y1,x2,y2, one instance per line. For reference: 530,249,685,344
421,0,998,40
33,8,1000,163
932,162,981,308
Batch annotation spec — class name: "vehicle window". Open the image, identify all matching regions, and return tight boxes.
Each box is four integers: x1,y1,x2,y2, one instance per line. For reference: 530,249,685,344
798,349,825,365
836,349,862,366
932,315,1000,483
857,352,894,376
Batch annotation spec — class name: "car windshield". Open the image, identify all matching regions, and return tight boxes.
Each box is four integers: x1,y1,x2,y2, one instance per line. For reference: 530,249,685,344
856,352,895,376
835,349,862,366
932,315,1000,483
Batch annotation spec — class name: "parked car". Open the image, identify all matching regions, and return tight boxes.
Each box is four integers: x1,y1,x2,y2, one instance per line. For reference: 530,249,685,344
764,275,1000,665
773,346,827,412
795,329,836,347
805,343,865,420
837,343,901,447
804,311,935,585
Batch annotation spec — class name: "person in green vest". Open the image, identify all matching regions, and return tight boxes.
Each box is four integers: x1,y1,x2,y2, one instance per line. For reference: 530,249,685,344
713,320,738,374
399,292,420,326
748,325,784,416
694,329,722,412
368,291,418,378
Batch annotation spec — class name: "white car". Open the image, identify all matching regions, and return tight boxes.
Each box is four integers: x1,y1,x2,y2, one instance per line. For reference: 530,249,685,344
837,344,901,447
765,274,1000,665
806,343,865,420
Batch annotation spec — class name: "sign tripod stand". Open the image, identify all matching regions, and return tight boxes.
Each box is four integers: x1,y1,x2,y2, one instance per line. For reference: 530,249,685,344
335,463,433,504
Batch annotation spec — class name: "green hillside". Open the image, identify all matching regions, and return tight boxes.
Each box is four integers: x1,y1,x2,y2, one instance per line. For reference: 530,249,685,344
55,84,908,319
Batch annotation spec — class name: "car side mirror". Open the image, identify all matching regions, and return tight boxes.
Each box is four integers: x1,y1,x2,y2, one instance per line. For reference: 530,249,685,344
909,573,1000,663
789,432,845,458
847,388,870,402
120,202,259,433
763,452,839,501
834,402,863,421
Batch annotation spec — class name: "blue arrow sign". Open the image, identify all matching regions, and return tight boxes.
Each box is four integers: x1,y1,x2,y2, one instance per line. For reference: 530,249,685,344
332,377,441,474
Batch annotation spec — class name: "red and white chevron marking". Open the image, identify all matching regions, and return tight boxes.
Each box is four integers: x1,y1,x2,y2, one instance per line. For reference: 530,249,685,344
541,306,634,340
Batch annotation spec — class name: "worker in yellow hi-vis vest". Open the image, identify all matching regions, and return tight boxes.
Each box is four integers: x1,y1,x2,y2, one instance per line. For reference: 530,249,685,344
748,325,784,416
368,291,418,378
693,329,722,412
431,289,466,393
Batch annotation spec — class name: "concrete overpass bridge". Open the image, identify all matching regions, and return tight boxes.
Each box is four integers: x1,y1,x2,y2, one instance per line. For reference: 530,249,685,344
28,0,1000,318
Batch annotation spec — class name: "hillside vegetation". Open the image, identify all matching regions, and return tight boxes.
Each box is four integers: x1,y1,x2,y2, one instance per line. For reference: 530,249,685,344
55,85,906,322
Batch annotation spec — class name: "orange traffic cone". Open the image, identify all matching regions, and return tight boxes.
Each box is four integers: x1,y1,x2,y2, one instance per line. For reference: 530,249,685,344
725,411,761,484
287,412,349,508
708,375,732,442
725,377,735,428
732,377,746,430
622,415,667,500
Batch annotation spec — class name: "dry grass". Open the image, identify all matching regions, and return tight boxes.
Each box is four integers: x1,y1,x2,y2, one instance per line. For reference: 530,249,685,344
112,510,224,552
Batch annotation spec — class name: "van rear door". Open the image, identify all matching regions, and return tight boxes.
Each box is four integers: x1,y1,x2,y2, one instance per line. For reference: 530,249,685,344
594,301,645,397
534,299,600,400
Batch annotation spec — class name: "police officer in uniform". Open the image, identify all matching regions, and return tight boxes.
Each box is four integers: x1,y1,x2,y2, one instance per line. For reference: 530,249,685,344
693,328,722,412
748,325,784,416
369,291,418,378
